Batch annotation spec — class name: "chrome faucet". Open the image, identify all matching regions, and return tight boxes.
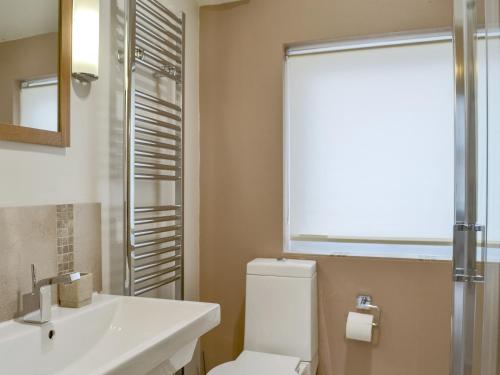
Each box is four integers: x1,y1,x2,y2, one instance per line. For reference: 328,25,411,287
23,264,80,324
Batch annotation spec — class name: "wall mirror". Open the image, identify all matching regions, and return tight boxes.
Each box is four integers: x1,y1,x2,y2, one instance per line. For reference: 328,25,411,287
0,0,71,147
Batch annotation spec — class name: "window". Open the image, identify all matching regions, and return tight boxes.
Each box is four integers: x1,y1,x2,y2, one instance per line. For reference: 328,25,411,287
19,77,58,131
284,34,486,260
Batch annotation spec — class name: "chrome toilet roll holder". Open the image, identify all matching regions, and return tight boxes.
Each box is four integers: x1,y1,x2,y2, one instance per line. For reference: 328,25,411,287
356,295,381,327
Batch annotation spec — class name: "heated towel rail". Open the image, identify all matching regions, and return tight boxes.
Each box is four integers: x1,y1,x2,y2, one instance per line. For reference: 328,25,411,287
123,0,185,299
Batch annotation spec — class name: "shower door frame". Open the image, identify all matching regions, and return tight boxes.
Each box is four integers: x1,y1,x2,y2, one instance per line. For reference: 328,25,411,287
451,0,487,374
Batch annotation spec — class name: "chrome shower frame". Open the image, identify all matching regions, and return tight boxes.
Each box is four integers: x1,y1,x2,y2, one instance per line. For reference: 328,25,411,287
451,0,487,374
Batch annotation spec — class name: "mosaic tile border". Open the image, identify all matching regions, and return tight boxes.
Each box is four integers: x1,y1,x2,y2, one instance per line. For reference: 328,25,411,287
56,204,74,274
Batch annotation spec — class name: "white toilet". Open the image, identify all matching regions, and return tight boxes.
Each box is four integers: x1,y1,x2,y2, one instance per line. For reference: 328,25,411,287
208,258,318,375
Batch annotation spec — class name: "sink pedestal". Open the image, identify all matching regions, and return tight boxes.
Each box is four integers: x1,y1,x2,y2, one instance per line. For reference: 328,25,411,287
147,340,198,375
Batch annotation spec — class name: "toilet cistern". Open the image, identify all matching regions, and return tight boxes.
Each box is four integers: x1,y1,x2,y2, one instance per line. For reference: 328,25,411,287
208,258,318,375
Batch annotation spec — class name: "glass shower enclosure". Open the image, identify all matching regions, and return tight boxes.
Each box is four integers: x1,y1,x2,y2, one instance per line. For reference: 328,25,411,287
451,0,500,373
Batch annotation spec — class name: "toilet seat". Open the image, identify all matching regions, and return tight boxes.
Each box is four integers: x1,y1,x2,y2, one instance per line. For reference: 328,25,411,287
207,350,301,375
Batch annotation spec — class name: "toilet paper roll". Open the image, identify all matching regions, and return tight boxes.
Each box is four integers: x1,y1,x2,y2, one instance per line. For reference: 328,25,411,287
346,312,374,342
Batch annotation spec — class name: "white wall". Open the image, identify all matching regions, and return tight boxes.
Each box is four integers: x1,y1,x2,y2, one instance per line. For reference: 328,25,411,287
0,1,201,371
0,0,200,303
165,0,200,304
158,4,200,374
0,1,124,296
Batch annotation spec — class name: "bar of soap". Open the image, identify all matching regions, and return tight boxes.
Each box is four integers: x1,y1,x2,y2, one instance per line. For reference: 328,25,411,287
58,272,93,308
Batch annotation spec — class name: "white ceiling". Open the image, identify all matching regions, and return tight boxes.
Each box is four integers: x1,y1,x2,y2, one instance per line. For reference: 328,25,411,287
0,0,58,43
197,0,245,6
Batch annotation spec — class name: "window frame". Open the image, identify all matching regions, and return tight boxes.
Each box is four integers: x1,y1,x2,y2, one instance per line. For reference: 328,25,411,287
283,30,459,260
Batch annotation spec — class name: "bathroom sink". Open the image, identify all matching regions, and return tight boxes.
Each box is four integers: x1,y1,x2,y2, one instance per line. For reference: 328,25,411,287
0,294,220,375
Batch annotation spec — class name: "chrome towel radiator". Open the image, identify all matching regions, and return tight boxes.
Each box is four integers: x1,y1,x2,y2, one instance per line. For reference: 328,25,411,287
123,0,184,299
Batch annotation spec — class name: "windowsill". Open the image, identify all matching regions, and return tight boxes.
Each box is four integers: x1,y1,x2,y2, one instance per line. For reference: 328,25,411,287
287,240,453,261
288,240,500,263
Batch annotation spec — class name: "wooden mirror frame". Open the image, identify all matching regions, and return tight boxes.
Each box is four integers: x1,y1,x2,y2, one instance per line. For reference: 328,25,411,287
0,0,71,147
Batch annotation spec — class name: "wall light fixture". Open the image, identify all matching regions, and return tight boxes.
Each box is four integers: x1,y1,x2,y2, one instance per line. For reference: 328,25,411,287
72,0,100,83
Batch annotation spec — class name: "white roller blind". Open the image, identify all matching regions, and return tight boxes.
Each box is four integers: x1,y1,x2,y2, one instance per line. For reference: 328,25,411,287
285,40,458,258
20,84,58,131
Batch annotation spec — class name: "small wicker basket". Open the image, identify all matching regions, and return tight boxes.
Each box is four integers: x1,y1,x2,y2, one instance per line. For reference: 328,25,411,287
58,272,93,308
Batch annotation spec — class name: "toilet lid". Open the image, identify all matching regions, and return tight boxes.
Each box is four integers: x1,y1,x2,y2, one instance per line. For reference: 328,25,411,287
208,350,301,375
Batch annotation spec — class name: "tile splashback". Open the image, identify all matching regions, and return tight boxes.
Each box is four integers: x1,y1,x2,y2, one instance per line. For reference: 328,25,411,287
0,203,102,322
57,204,74,274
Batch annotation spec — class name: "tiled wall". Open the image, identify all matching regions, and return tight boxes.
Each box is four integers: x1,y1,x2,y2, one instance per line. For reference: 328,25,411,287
0,203,102,322
56,204,74,274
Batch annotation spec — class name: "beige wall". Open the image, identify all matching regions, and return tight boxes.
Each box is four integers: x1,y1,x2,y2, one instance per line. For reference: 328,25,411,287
199,0,454,374
0,33,58,124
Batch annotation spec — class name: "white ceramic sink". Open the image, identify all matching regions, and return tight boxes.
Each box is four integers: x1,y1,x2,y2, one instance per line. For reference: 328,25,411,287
0,294,220,375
